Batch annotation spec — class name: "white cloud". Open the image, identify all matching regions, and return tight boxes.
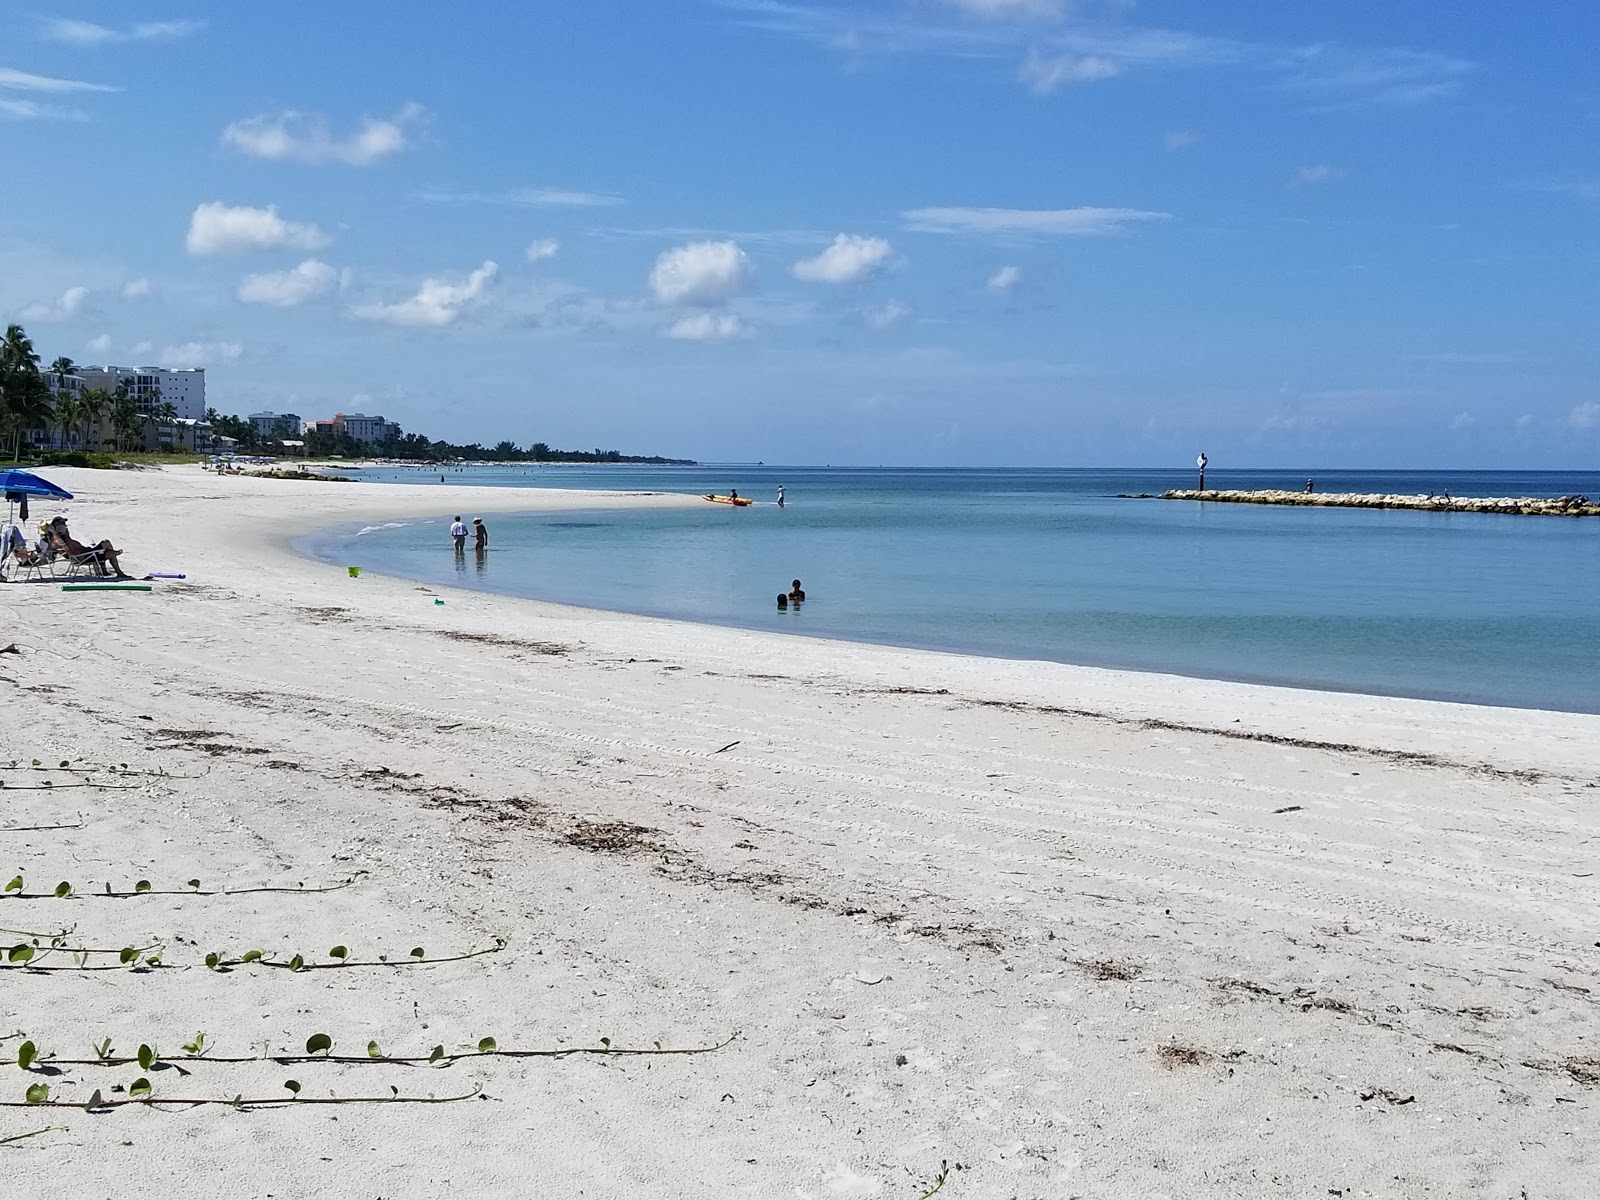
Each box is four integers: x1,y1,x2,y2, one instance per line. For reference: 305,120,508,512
237,258,340,307
525,238,560,262
665,312,750,341
0,98,89,121
19,285,89,322
130,340,154,357
121,278,152,300
792,234,894,284
186,202,330,256
85,333,112,356
161,340,243,367
903,206,1170,236
986,265,1022,291
1289,164,1345,186
416,187,624,208
1019,51,1120,95
350,260,498,328
866,300,911,329
222,103,425,166
0,67,115,94
1164,129,1204,151
1449,411,1474,431
41,18,203,45
650,241,751,305
943,0,1064,18
1570,403,1600,431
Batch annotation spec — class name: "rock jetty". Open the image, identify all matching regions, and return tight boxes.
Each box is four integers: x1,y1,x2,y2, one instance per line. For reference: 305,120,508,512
1159,489,1600,516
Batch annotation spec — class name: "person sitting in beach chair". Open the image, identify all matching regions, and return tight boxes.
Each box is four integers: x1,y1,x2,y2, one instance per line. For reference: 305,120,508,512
0,524,45,581
44,517,125,578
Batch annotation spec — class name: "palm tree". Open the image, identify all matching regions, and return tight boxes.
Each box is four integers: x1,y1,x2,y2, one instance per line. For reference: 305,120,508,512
110,382,141,452
1,324,50,459
53,391,81,450
78,387,108,451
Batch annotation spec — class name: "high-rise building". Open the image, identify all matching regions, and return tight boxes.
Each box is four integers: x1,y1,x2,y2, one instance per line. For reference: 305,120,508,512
76,366,206,420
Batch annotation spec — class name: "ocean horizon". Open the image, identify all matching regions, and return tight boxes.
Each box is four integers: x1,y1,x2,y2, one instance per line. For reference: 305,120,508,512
301,465,1600,714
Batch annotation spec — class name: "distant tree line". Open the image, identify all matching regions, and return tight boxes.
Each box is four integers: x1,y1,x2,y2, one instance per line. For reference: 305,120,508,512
213,416,693,465
0,320,694,464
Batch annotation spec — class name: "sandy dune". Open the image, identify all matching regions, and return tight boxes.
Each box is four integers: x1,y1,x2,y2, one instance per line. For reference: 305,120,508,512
1,465,1595,1198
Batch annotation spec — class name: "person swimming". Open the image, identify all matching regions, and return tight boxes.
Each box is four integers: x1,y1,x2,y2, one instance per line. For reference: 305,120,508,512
777,592,788,610
789,578,805,603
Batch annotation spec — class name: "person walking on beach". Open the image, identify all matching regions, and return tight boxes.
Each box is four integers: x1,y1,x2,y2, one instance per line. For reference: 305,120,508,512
450,515,468,554
777,485,785,507
473,518,488,551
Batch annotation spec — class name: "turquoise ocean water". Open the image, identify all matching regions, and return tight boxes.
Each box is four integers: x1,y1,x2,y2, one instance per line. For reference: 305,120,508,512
299,466,1600,713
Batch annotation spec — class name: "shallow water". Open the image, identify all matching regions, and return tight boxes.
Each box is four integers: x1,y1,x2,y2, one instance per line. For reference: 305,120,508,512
301,466,1600,712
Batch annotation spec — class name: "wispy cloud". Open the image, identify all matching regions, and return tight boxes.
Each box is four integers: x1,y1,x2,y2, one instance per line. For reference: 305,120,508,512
222,104,425,166
665,312,750,341
903,205,1169,236
40,18,203,46
1018,50,1119,95
18,285,89,322
944,0,1065,18
186,202,330,256
864,300,911,329
161,340,242,367
1276,44,1472,110
1163,129,1203,151
721,2,1471,108
0,98,89,121
0,66,116,94
350,261,499,328
416,187,624,208
1288,163,1345,186
121,278,152,300
1570,402,1600,431
525,238,561,262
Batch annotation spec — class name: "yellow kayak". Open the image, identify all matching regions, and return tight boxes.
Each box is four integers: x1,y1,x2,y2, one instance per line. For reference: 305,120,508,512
703,494,753,506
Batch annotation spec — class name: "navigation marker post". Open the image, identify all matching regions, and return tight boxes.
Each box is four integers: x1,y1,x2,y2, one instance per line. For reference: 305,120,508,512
1197,452,1208,493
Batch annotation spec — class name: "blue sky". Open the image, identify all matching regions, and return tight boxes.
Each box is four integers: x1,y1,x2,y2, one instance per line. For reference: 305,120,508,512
2,2,1596,466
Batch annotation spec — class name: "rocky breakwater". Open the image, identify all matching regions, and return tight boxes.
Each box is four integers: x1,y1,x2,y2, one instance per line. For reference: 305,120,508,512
1158,490,1600,516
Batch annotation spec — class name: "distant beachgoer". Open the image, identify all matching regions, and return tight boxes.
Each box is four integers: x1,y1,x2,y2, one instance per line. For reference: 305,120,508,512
450,516,468,553
789,578,805,603
729,489,740,502
1305,479,1315,493
473,518,488,550
440,474,445,483
777,593,788,610
777,485,785,507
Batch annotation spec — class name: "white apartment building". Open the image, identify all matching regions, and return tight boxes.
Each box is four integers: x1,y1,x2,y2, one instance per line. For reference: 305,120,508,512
76,366,206,421
305,412,401,446
249,411,302,438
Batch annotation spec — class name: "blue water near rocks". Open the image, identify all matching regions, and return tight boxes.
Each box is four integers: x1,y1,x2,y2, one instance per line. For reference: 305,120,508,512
300,466,1600,713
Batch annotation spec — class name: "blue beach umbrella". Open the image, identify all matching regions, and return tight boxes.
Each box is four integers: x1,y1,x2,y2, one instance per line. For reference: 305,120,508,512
1,469,74,527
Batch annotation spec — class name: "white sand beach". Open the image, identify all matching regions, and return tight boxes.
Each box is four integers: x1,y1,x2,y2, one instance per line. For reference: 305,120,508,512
2,465,1595,1199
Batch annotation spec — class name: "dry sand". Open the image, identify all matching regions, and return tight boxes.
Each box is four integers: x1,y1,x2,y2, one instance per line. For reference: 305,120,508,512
1,465,1596,1198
